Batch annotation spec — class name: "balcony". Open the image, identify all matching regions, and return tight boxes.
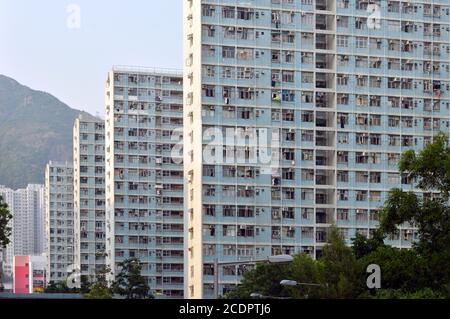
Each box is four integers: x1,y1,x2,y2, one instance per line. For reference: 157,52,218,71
315,111,334,128
316,0,335,11
316,189,334,205
316,14,335,31
316,53,335,70
315,34,335,51
316,131,335,147
316,73,335,89
315,170,335,186
316,209,335,224
316,92,335,109
316,228,328,243
316,150,335,166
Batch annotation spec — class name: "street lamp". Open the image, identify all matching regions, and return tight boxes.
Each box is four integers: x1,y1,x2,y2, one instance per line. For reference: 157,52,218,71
280,280,328,299
280,280,326,287
280,280,298,287
267,255,294,264
213,254,294,299
250,293,290,300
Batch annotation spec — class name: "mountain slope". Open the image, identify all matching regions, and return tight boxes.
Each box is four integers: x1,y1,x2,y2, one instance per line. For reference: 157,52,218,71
0,74,97,189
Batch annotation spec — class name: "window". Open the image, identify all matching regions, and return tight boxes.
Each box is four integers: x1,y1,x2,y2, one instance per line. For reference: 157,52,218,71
356,37,368,48
339,190,349,201
338,132,349,144
282,71,295,83
301,111,314,123
203,85,215,97
337,74,349,86
337,35,349,47
370,191,382,202
222,47,235,58
337,151,348,164
370,172,381,184
370,114,381,126
301,130,314,142
337,171,348,182
337,209,349,221
356,190,368,201
356,172,368,183
302,150,313,161
337,16,349,28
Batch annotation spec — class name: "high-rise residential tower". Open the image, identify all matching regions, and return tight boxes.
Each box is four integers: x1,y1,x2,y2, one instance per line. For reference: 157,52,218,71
0,184,45,280
104,67,185,298
73,115,106,281
183,0,450,298
45,162,75,283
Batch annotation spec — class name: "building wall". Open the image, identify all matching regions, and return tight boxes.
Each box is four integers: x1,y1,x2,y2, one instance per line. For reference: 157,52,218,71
29,185,45,255
105,67,185,298
13,256,29,294
73,115,106,280
184,0,450,298
184,0,205,299
13,256,47,294
45,162,75,283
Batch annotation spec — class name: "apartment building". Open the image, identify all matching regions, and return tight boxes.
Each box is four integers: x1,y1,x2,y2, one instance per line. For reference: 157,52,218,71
13,255,47,294
45,162,75,283
73,115,106,281
104,67,185,298
0,184,44,280
183,0,450,298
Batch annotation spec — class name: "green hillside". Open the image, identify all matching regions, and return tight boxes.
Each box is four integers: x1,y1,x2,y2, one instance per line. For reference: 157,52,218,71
0,74,97,189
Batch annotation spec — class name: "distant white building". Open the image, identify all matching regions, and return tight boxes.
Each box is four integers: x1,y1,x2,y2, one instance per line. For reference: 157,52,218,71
0,184,45,281
44,162,75,283
73,115,106,279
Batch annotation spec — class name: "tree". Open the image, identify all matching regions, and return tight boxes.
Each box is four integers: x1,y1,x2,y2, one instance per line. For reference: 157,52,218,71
223,135,450,299
0,196,12,292
85,282,113,299
83,264,113,297
44,281,78,294
224,262,291,299
0,195,12,248
398,133,450,196
358,246,428,292
112,257,152,299
319,226,362,299
379,133,450,291
369,287,449,299
351,230,386,259
286,254,325,299
80,275,92,294
226,227,362,299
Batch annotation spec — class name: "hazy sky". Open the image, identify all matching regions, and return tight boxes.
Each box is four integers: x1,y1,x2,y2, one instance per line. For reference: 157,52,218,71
0,0,183,116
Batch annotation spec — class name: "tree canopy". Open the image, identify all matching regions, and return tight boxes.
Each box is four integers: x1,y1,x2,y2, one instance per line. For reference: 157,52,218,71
225,134,450,299
112,257,152,299
0,195,12,248
85,282,113,299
